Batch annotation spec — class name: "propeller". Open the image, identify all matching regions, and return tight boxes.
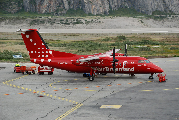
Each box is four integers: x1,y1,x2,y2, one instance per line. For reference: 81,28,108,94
112,47,119,74
124,44,127,56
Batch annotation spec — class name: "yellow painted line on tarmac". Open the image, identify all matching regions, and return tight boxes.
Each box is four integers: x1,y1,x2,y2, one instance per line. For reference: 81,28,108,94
175,88,179,89
100,105,122,109
85,90,96,91
163,89,170,91
168,60,176,61
141,90,153,91
55,103,83,120
4,75,82,120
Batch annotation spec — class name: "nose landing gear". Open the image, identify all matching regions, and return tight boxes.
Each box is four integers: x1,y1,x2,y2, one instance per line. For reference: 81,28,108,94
149,73,154,79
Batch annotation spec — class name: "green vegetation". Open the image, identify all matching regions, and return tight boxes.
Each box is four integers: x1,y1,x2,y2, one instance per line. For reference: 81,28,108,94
65,9,87,17
0,50,29,62
108,8,146,17
45,34,179,58
0,11,52,18
0,33,179,62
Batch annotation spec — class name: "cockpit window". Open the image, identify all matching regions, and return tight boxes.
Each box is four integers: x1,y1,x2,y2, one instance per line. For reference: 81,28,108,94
144,60,150,63
138,60,145,63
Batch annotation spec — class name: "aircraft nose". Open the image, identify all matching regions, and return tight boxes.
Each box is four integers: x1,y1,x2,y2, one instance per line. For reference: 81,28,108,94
153,64,164,73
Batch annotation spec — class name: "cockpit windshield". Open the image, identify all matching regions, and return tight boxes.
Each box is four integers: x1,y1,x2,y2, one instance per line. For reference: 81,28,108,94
138,60,145,63
138,60,150,63
144,60,150,63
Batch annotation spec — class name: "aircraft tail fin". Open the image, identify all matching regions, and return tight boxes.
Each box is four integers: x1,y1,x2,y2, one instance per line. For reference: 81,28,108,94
19,29,76,59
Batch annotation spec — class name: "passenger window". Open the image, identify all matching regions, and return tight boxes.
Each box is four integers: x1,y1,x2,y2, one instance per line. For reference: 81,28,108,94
138,60,145,63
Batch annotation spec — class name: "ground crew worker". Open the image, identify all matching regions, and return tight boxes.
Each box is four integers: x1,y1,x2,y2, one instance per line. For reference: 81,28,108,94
15,63,20,67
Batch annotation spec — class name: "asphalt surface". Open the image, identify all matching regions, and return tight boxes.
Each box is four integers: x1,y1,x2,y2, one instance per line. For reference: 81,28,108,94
0,57,179,120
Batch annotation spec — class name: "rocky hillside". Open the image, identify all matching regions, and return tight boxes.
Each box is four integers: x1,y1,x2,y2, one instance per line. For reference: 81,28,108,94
0,0,179,15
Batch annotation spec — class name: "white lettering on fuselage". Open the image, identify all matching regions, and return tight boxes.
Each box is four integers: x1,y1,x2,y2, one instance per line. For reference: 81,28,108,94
98,61,134,72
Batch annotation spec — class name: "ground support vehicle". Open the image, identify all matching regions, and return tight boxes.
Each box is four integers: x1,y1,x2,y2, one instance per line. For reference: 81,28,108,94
20,66,36,75
157,73,166,82
14,66,21,73
38,66,54,75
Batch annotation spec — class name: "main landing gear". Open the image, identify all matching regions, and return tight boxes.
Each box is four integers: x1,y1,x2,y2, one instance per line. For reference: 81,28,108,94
89,75,95,81
130,74,135,77
88,68,96,81
149,73,154,79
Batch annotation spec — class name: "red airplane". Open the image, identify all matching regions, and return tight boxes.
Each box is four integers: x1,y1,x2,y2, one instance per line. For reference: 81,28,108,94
17,29,164,81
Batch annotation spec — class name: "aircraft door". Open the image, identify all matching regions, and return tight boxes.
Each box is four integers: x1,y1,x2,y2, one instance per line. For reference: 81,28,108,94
122,61,128,71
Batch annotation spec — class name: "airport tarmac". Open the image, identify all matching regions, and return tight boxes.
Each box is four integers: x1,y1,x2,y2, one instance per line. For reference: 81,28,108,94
0,57,179,120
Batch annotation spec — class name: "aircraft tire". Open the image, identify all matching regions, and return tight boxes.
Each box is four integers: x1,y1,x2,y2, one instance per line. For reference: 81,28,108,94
149,76,153,79
83,74,86,77
89,76,94,81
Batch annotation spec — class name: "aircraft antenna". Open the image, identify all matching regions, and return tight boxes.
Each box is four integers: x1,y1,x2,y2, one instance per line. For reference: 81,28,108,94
125,44,128,56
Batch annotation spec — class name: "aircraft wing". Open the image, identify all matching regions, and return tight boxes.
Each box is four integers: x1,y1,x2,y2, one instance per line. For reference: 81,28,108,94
79,48,120,62
72,48,120,67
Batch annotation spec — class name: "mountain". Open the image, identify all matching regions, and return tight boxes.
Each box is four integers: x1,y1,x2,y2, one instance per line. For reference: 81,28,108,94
0,0,179,15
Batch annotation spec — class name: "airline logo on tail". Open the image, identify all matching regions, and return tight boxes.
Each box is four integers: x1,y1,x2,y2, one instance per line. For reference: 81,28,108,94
20,29,54,59
19,29,76,60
